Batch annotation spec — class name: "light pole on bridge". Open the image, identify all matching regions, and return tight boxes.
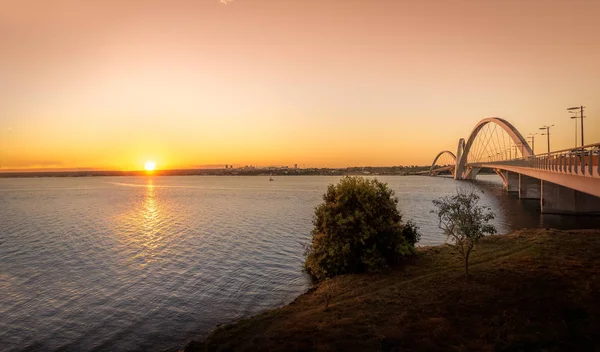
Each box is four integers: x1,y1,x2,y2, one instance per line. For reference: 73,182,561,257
567,106,585,147
569,112,578,147
539,125,555,154
512,143,523,158
527,133,537,155
519,142,524,157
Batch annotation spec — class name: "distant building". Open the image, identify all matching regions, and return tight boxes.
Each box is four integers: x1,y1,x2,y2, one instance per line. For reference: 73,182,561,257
225,164,228,169
294,164,298,169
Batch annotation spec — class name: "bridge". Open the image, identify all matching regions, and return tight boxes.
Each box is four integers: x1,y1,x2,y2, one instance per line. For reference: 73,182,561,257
428,117,600,215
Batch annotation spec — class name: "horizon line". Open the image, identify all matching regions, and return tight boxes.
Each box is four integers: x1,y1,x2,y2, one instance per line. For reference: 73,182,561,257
0,164,429,174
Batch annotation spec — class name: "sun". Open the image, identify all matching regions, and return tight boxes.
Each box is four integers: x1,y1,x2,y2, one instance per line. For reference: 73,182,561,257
144,160,156,172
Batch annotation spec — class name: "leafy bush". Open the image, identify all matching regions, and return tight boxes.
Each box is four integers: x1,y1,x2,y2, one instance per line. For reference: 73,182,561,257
304,176,420,280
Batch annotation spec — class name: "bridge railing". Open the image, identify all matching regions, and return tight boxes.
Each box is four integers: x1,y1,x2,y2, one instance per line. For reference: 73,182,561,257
529,143,600,178
474,143,600,178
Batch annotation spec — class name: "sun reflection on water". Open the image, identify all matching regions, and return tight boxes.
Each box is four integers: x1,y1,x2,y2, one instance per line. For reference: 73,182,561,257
116,177,165,268
144,179,157,224
140,178,162,263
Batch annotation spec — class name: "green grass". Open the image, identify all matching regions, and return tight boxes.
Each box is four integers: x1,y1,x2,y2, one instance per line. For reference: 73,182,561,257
185,229,600,351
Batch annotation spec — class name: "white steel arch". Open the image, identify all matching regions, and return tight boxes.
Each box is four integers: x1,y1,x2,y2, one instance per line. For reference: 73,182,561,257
455,118,533,179
429,150,456,175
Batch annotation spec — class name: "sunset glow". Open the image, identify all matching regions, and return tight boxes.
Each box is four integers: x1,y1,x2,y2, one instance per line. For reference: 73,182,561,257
1,0,599,171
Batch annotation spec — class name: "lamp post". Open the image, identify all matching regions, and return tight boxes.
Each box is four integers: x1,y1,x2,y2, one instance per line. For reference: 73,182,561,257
519,142,524,157
527,133,537,155
512,143,524,158
569,112,578,147
539,125,555,154
567,106,585,147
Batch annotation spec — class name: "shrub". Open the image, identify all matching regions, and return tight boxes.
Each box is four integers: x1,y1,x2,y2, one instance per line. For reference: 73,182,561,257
304,176,420,280
432,187,496,277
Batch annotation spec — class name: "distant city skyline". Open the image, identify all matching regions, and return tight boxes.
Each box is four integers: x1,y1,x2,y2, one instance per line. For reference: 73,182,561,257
1,0,599,171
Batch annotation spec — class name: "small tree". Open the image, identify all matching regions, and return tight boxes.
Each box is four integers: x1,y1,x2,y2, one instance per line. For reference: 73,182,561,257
304,176,420,280
432,188,496,277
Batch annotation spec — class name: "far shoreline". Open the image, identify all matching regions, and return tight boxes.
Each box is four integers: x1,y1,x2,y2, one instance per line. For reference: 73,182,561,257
0,166,488,178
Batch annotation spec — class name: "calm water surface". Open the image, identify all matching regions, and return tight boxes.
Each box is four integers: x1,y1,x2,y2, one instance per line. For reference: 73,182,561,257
1,175,598,351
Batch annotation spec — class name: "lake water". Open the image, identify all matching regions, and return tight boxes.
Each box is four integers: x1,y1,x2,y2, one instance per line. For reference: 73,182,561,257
1,175,598,351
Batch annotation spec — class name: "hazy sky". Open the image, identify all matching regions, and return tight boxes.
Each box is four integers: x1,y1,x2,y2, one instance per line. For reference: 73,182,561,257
1,0,599,170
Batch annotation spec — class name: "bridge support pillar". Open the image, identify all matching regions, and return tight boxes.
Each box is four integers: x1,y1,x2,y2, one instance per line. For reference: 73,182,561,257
519,174,540,199
541,180,600,215
464,167,481,180
507,171,519,193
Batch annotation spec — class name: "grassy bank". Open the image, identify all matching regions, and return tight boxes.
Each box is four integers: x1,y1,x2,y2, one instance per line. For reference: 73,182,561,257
186,229,600,351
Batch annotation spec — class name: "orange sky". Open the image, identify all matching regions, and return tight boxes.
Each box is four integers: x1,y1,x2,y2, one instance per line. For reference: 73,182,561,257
1,0,599,171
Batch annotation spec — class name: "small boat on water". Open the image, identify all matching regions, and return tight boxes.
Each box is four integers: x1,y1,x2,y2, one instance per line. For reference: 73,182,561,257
269,174,274,181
